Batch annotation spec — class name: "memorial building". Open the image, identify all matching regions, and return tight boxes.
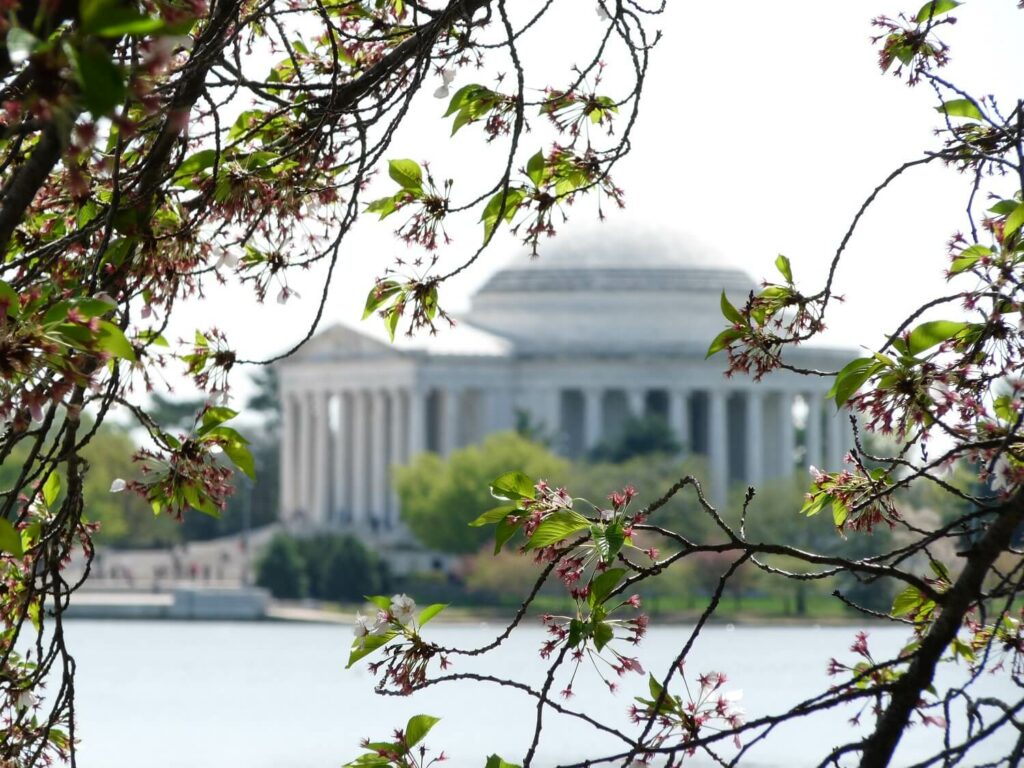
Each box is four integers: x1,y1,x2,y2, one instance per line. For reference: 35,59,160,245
276,228,853,543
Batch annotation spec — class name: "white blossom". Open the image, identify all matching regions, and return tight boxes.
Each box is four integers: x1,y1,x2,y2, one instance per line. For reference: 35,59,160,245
354,611,392,647
277,286,299,305
990,453,1015,493
434,68,456,99
390,593,417,625
216,249,239,269
596,3,610,20
109,478,126,493
12,689,38,712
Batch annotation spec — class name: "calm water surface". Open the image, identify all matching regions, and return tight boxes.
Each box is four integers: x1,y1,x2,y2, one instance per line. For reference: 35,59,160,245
65,620,1014,767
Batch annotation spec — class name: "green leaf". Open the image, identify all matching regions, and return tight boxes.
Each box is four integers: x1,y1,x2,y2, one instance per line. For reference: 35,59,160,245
489,472,535,501
68,43,127,116
366,595,391,611
0,519,24,557
831,497,848,528
524,510,591,550
404,715,440,748
222,440,256,480
828,357,879,408
990,199,1019,216
386,305,401,342
484,755,521,768
97,321,136,360
176,149,218,179
936,98,982,122
929,559,951,582
444,84,480,117
388,159,422,192
907,320,969,355
346,631,397,668
592,522,625,563
604,522,625,560
775,254,793,283
800,492,830,518
42,471,62,508
0,280,18,317
418,603,447,627
481,187,526,241
891,585,923,617
915,0,960,22
705,327,743,358
362,280,401,320
493,516,520,554
719,291,743,324
366,195,399,219
83,0,166,37
1005,202,1024,238
592,620,614,652
73,298,116,318
6,27,38,67
201,406,238,429
526,150,546,187
469,505,518,527
567,618,584,647
589,567,626,606
950,244,991,275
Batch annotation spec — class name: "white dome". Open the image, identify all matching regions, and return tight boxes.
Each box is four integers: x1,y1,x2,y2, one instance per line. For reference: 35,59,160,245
464,226,755,353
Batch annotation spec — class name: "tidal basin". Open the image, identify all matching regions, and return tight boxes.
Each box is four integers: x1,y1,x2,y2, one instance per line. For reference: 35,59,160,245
67,621,1014,767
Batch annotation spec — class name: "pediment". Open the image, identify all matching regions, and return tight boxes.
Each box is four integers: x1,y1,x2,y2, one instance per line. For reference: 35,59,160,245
284,323,408,364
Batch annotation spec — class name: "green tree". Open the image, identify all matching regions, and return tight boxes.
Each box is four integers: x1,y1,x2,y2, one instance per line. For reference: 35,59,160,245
255,534,307,600
396,432,567,554
321,536,388,603
587,414,680,463
296,533,387,602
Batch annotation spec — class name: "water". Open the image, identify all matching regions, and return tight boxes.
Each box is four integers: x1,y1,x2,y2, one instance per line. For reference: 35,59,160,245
64,620,1014,767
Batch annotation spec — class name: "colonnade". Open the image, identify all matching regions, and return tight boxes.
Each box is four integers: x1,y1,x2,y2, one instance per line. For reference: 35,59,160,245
279,383,854,528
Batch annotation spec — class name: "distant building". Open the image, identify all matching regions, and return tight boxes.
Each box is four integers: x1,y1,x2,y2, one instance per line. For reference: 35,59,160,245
277,228,852,542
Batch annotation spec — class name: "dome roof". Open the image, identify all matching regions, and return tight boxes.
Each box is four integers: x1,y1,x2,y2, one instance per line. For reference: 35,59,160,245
475,225,753,296
463,226,757,354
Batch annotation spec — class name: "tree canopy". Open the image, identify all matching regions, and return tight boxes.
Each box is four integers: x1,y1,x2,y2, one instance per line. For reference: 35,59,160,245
0,0,1022,767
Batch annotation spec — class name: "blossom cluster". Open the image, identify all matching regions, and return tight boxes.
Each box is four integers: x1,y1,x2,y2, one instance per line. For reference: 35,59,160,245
630,668,746,759
349,595,449,696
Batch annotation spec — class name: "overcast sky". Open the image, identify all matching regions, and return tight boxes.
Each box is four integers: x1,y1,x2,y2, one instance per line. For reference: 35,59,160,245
167,1,1024,403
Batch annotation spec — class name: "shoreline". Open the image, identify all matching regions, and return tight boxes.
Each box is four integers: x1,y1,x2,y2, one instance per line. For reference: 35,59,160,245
66,589,887,627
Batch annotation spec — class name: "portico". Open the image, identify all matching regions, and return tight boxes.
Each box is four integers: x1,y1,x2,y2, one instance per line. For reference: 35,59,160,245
277,227,855,538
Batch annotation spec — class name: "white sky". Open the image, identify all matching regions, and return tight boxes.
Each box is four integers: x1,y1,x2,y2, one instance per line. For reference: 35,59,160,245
166,1,1024,403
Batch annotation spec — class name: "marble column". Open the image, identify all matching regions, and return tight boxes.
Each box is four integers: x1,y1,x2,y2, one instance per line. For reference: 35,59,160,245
311,390,330,525
825,398,842,469
484,388,511,434
295,392,313,520
408,387,426,459
441,388,461,456
583,388,602,452
805,391,823,470
280,393,298,522
351,390,368,523
333,391,349,525
779,391,796,477
388,389,405,528
668,389,689,452
534,388,560,440
708,389,728,504
745,390,764,487
371,390,388,527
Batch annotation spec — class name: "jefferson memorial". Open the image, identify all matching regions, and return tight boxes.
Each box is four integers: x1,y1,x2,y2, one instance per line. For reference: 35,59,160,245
277,228,853,541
